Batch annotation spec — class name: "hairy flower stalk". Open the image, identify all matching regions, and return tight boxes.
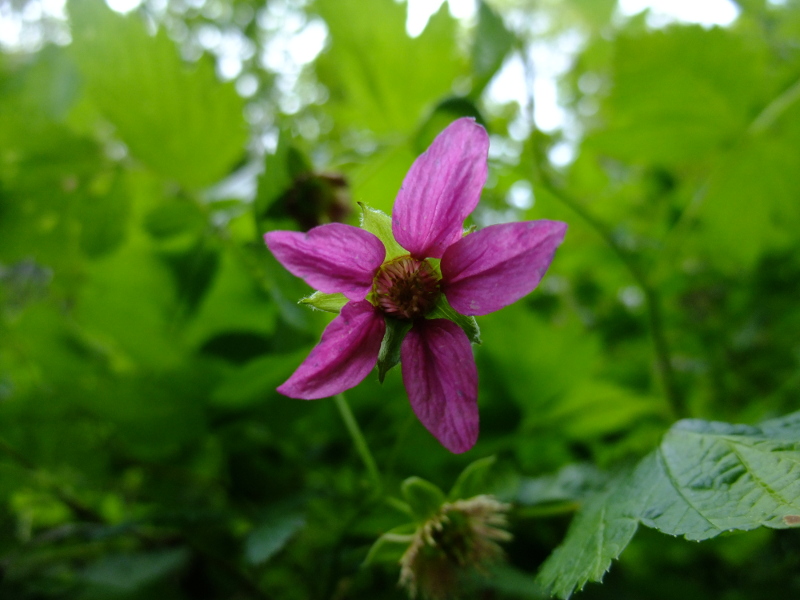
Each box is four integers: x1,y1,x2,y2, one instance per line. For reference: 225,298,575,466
264,118,567,453
399,495,512,600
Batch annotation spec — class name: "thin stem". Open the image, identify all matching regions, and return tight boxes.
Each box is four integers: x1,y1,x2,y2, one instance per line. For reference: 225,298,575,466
749,74,800,135
536,179,682,419
520,45,683,419
333,393,382,492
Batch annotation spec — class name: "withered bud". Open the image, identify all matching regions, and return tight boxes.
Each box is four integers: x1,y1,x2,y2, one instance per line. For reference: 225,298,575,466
399,495,512,600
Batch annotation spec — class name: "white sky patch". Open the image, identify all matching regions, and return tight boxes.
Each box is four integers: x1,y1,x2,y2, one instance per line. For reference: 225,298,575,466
106,0,143,14
0,0,68,50
485,0,740,166
507,180,534,210
617,0,739,27
405,0,476,37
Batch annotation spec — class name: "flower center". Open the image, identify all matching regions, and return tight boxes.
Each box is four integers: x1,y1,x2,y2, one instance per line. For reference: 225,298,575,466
372,255,440,320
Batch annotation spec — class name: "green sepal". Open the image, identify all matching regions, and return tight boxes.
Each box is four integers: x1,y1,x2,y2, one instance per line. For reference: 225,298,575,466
377,317,413,382
299,291,348,313
362,523,416,566
448,455,496,500
427,294,482,345
359,203,406,260
402,476,446,523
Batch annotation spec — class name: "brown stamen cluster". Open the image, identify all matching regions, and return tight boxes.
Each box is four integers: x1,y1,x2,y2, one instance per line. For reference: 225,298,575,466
372,255,440,320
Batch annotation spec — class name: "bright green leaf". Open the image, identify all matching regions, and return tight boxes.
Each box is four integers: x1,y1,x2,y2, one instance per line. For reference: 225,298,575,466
299,291,348,314
314,0,464,134
68,0,246,189
359,203,405,259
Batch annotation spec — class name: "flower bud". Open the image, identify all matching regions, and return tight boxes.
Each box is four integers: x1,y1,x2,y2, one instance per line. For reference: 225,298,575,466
399,495,512,599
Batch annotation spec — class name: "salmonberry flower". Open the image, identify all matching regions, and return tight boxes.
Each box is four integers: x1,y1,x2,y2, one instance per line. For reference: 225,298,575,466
264,118,566,453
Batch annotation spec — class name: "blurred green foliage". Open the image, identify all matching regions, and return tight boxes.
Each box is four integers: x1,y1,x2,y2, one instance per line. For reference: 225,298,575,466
1,0,800,598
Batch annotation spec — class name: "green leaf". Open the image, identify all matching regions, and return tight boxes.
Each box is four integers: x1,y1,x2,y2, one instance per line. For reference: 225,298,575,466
402,476,446,523
359,203,405,260
210,350,309,408
427,294,481,345
245,506,306,566
300,291,348,314
537,412,800,598
448,455,496,500
377,317,413,383
589,26,768,164
68,0,246,189
363,523,416,566
536,472,640,599
695,137,800,269
183,249,276,348
314,0,464,134
413,98,485,154
82,548,189,592
471,1,515,95
351,143,416,214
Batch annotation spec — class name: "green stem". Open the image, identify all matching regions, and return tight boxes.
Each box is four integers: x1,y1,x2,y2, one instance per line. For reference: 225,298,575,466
520,45,683,420
536,180,682,420
749,74,800,135
333,393,382,492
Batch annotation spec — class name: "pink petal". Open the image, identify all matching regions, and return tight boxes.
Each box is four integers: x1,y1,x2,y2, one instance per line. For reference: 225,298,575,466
401,319,479,453
277,301,385,399
392,118,489,259
265,224,385,300
441,220,567,316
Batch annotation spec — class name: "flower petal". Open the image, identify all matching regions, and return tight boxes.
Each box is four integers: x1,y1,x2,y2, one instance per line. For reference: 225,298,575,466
441,220,567,316
277,301,385,399
401,319,479,453
392,118,489,259
265,224,385,300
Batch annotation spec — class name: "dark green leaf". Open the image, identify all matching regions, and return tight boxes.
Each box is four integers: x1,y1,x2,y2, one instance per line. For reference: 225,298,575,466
427,294,481,345
377,317,413,383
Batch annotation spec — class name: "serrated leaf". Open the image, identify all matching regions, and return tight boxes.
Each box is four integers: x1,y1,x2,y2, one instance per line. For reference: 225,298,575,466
427,294,481,345
402,476,446,523
359,203,406,260
377,317,413,383
68,0,246,189
537,412,800,598
448,455,496,500
299,291,348,314
536,472,639,599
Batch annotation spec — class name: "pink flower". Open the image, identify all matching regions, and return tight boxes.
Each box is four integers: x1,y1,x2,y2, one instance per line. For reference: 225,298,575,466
264,118,566,453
